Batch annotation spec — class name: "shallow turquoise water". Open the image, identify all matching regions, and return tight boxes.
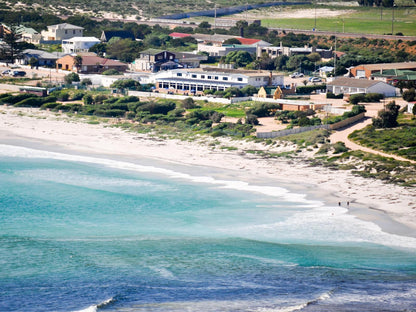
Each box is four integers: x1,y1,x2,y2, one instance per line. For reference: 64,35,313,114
1,144,415,312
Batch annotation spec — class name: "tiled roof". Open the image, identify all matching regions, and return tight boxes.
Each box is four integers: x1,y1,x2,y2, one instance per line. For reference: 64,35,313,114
81,56,126,66
169,32,192,38
236,38,261,45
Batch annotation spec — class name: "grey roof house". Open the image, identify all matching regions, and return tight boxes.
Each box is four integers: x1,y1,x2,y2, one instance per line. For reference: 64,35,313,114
327,77,397,97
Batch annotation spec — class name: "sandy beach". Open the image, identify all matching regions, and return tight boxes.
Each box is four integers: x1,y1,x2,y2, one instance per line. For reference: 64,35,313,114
1,105,415,237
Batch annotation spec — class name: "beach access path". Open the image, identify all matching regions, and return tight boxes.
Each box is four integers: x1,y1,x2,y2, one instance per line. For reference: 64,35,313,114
327,99,416,164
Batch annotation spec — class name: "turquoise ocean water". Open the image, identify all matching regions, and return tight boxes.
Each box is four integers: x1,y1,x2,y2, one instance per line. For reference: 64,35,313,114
0,143,416,312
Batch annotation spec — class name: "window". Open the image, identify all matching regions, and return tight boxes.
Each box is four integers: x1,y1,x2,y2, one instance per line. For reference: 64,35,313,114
65,30,68,34
207,76,212,79
201,75,205,79
237,77,243,82
222,77,228,81
177,73,182,77
73,30,75,34
192,74,197,78
214,76,218,80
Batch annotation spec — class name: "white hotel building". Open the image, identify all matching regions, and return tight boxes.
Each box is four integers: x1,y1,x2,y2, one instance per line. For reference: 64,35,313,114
153,67,284,94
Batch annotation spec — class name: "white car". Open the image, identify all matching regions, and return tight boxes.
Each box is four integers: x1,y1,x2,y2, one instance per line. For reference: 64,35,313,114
290,72,304,78
310,77,322,83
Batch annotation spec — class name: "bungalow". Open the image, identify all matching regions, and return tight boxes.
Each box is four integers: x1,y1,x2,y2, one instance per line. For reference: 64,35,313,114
41,23,84,41
326,77,397,97
56,54,128,74
19,49,62,67
350,62,416,79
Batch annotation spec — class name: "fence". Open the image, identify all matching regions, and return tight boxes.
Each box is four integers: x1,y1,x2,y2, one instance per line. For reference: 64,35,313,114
256,113,366,138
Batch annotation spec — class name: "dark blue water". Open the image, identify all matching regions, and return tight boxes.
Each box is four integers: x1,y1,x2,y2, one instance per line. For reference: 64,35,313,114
1,145,415,312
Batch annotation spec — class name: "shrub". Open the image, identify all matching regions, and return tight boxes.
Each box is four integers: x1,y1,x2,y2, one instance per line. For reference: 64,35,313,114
14,97,45,107
333,142,348,154
71,91,85,101
0,93,36,105
102,69,121,75
40,102,60,110
137,101,176,115
245,113,259,125
181,97,197,109
326,91,343,99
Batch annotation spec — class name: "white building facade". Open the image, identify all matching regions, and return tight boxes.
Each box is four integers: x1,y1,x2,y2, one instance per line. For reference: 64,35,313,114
41,23,84,41
154,68,284,94
62,37,101,54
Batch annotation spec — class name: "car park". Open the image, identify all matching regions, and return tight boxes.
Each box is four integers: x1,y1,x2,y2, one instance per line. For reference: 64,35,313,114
290,72,304,78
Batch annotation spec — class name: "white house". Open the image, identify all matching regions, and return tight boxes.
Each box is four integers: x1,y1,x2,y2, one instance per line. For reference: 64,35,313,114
153,67,284,94
326,77,397,97
41,23,84,41
62,37,101,54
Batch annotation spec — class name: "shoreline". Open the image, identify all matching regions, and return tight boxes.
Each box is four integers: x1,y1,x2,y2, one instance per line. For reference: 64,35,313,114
1,106,415,238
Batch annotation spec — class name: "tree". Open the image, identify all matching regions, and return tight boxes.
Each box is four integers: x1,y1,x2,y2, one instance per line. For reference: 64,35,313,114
403,88,416,102
64,72,80,84
223,51,253,67
28,57,38,69
73,55,83,73
372,101,400,128
0,25,24,64
223,38,242,45
89,43,107,57
106,39,143,63
235,20,248,37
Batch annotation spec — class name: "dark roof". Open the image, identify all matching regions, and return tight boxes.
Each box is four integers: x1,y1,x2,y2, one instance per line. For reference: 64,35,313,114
101,30,135,42
140,49,167,56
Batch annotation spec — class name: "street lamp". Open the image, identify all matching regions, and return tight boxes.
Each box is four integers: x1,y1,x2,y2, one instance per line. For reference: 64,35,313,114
391,3,396,35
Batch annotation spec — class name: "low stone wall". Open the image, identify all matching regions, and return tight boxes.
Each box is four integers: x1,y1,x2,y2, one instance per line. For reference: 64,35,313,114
329,112,366,130
256,113,366,138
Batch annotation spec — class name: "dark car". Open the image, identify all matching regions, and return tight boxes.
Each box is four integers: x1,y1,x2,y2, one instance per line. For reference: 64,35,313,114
11,70,26,77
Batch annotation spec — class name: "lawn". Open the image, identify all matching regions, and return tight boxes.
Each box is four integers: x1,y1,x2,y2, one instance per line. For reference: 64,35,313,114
261,6,416,36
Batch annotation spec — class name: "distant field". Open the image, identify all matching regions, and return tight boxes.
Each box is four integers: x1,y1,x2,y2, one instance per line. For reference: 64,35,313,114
209,5,416,36
260,6,416,36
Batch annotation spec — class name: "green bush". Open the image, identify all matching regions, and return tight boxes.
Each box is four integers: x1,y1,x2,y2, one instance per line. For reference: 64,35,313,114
326,91,343,99
14,97,45,107
296,84,326,94
137,101,176,115
0,93,36,105
40,102,60,110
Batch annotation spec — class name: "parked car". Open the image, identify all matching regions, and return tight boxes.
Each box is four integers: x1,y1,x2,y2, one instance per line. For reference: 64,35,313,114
1,69,11,76
10,70,26,77
310,77,322,83
290,72,304,78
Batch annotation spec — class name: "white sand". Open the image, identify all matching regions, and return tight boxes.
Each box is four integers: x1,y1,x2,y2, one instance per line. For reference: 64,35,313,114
0,106,415,237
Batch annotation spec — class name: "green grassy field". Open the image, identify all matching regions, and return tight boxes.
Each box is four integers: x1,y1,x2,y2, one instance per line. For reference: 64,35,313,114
261,6,416,36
